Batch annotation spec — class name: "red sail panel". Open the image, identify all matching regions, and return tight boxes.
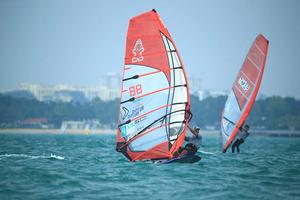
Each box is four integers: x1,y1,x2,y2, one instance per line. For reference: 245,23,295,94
222,34,269,152
116,9,190,161
125,10,172,82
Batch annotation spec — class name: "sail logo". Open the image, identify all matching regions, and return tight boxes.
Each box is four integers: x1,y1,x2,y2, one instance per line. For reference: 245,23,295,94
129,104,144,119
121,104,144,121
238,77,249,91
132,38,144,63
122,122,136,138
121,107,129,120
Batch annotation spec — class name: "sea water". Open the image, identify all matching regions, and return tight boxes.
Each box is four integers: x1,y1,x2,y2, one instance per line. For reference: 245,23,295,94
0,133,299,200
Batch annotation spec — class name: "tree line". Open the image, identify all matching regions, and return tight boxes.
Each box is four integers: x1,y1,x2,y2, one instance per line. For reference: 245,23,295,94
0,94,299,130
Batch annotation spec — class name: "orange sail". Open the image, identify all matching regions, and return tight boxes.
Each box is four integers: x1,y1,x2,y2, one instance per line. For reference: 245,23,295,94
116,10,190,161
221,34,269,153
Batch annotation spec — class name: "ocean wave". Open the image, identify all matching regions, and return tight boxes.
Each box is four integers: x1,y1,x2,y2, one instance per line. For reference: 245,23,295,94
0,153,65,160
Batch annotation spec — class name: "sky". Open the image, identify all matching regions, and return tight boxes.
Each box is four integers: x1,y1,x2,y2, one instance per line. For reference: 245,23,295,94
0,0,300,98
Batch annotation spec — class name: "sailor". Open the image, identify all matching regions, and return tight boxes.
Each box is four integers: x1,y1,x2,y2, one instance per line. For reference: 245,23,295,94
186,126,201,147
183,126,202,155
173,126,202,157
231,124,250,153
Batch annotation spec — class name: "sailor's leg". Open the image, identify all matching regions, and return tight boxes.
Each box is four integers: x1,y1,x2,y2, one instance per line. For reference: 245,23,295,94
237,139,244,153
232,140,238,153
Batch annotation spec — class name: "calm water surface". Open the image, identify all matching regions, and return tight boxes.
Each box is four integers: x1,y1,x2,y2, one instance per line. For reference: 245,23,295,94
0,133,299,200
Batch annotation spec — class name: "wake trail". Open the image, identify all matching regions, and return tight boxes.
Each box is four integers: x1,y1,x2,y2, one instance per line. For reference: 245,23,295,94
0,153,65,160
198,150,217,155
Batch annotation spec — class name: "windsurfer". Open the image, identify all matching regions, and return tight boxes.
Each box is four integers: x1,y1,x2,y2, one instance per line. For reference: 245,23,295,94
231,124,250,153
186,126,201,149
175,126,201,157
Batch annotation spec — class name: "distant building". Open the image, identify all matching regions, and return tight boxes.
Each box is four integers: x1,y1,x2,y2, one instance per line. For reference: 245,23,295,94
105,72,121,89
188,76,229,100
18,118,53,129
60,120,102,133
191,89,228,101
19,72,122,102
189,77,202,93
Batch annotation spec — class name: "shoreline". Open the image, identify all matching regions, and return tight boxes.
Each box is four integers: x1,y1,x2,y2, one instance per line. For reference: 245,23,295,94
0,129,300,137
0,128,116,135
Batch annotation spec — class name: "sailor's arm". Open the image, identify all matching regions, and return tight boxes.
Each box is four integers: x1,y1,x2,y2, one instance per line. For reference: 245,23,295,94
188,126,198,137
184,136,189,141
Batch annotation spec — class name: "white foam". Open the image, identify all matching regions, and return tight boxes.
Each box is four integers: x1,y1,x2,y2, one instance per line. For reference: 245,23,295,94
0,153,65,160
198,150,216,155
49,153,65,160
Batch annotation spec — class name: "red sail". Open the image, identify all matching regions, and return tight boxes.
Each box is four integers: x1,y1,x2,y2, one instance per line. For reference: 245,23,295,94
221,34,269,152
116,10,191,161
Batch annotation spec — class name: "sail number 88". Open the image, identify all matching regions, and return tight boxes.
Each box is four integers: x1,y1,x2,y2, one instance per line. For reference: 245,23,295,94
129,84,143,96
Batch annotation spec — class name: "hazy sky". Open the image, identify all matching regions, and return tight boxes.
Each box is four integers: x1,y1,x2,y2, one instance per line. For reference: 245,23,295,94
0,0,299,98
